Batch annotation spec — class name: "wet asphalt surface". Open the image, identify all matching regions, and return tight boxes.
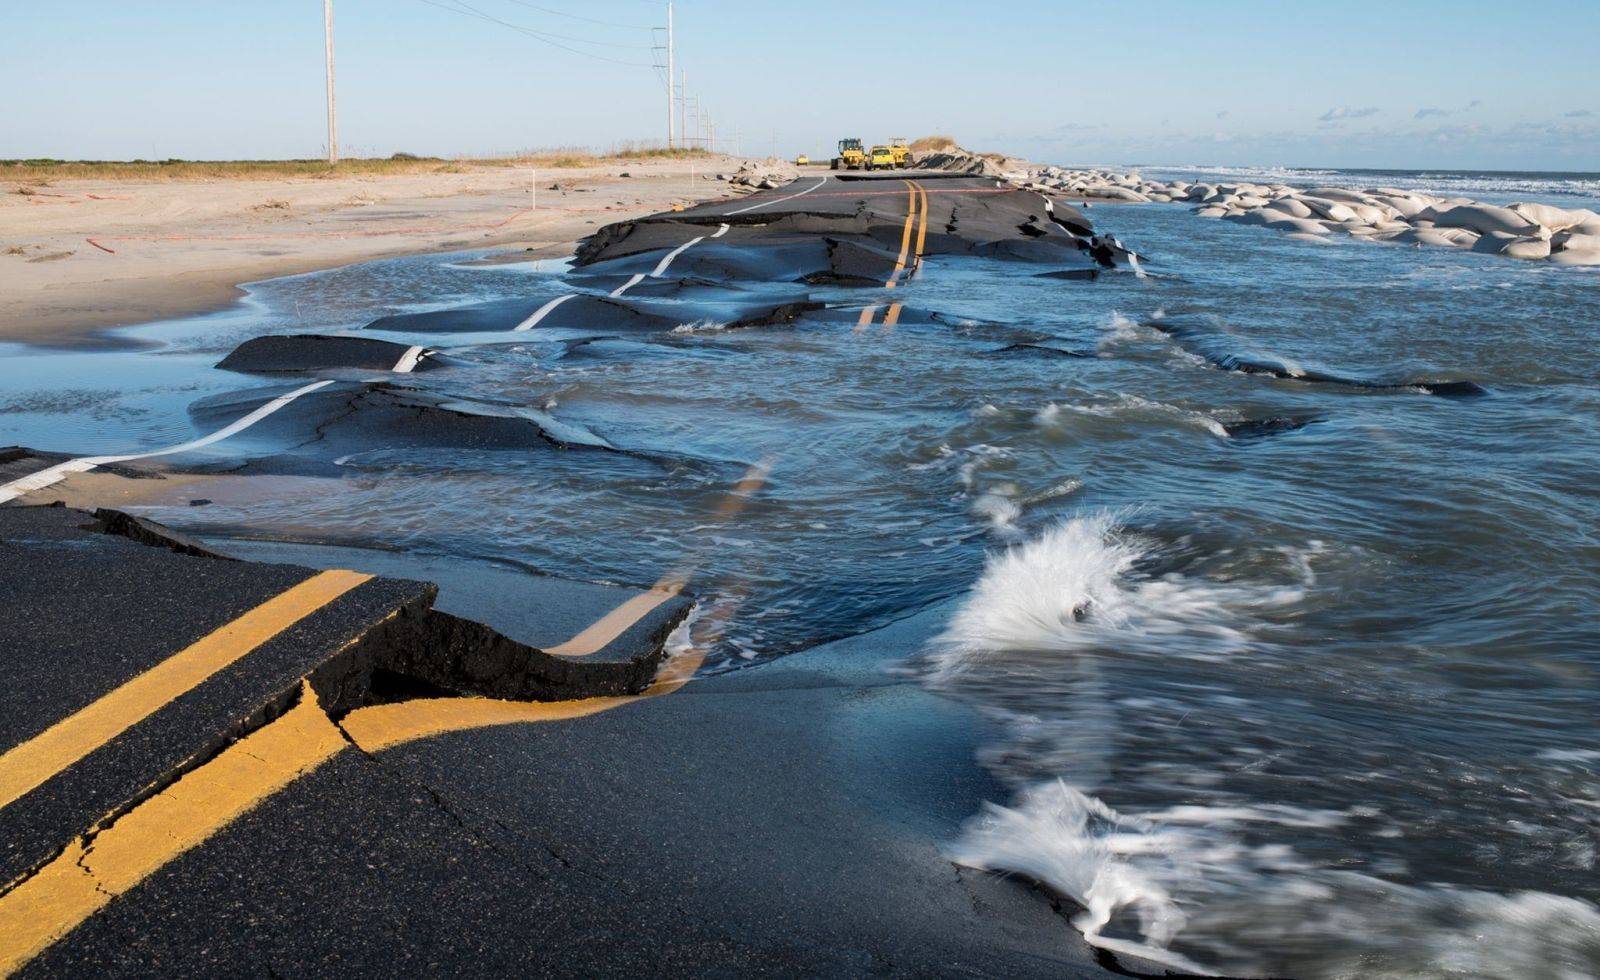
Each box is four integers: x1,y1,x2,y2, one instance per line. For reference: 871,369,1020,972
0,174,1164,977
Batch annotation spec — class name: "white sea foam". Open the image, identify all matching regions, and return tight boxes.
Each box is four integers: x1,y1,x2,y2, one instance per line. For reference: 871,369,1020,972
929,514,1287,679
1019,477,1083,506
1035,393,1229,439
1140,164,1600,201
949,781,1206,973
969,492,1022,536
954,444,1013,491
952,779,1600,978
930,514,1136,676
936,518,1600,977
1096,311,1147,351
671,318,730,333
906,443,955,471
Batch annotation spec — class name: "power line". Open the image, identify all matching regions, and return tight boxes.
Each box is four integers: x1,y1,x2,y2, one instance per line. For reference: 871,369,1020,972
442,0,647,47
416,0,654,66
497,0,652,30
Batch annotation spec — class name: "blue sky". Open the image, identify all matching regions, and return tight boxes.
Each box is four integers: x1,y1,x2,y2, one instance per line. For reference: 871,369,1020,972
4,0,1597,170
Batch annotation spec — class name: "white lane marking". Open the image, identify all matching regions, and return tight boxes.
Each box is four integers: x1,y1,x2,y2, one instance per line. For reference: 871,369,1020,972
0,380,337,503
609,273,647,298
512,293,577,331
613,222,727,298
392,346,429,373
648,235,707,277
724,177,827,216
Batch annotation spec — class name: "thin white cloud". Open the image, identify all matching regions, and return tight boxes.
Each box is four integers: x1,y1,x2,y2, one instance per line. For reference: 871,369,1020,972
1415,100,1482,120
1319,106,1380,122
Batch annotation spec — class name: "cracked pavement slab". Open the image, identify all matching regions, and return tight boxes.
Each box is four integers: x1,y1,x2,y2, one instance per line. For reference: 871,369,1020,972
0,505,686,924
576,172,1100,277
0,504,428,890
16,603,1166,978
0,173,1158,978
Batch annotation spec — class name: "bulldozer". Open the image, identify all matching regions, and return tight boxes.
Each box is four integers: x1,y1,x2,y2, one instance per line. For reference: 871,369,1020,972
831,138,866,171
889,137,910,169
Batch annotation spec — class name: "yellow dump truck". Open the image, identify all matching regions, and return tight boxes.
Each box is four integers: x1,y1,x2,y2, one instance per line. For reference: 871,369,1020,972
889,137,910,168
832,138,866,171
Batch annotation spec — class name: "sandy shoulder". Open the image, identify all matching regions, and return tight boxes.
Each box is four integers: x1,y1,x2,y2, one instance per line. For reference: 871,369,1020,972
0,156,745,347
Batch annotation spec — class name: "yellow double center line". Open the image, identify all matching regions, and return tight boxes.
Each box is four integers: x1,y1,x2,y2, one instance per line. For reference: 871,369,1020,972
0,682,349,975
854,302,904,332
884,179,929,289
862,180,931,332
533,459,768,658
0,569,372,814
0,464,772,974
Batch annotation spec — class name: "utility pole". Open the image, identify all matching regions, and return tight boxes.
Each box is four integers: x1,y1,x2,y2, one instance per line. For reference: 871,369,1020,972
679,70,687,153
323,0,338,164
664,2,675,148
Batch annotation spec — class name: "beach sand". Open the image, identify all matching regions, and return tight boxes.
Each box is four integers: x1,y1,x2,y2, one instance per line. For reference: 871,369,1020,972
0,155,744,348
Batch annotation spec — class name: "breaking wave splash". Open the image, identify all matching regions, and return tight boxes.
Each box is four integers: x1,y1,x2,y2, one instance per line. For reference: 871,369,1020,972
932,516,1600,978
953,780,1600,979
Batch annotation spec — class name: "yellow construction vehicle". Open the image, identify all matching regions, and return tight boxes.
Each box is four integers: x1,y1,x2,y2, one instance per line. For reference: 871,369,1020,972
867,145,896,170
889,137,910,168
832,138,866,171
796,154,810,166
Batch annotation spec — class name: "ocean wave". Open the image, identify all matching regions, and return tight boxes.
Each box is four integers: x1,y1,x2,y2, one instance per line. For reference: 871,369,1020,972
1140,164,1600,202
671,318,730,333
969,492,1023,536
1035,393,1230,439
933,517,1600,977
929,514,1293,680
1141,163,1340,183
1095,310,1148,351
952,780,1600,978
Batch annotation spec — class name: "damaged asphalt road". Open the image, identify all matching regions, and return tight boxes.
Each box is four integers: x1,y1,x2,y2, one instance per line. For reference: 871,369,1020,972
0,172,1177,977
575,172,1105,285
19,601,1164,978
0,508,1162,977
0,504,688,961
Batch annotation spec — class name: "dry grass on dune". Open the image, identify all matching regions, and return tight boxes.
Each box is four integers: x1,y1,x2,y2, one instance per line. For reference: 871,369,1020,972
909,135,959,153
2,143,712,183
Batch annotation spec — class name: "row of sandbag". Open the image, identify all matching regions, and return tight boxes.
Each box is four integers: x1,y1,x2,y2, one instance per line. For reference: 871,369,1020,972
1025,167,1600,265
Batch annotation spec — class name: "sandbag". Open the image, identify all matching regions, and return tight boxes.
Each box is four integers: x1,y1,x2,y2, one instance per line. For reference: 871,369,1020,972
1431,203,1540,237
1548,247,1600,266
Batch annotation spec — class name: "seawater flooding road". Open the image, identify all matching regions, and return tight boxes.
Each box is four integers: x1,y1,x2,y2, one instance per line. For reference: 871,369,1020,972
0,174,1155,977
2,169,1598,977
